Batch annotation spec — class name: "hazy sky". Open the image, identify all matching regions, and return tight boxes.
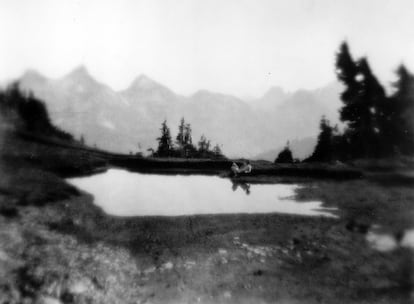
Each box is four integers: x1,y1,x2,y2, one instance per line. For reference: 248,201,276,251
1,0,414,97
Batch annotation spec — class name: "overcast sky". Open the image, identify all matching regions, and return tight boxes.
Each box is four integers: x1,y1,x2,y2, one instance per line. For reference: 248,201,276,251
1,0,414,97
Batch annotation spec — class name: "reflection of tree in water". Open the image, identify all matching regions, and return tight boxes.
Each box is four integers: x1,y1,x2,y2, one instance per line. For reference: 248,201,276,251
231,180,251,195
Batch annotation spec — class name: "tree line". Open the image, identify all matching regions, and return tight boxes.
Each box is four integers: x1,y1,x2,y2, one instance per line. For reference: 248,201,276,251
152,118,226,159
278,42,414,163
0,83,74,142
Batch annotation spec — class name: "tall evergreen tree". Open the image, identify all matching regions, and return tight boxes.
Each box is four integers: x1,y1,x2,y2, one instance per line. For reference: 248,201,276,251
307,117,334,162
198,135,211,154
336,42,363,157
275,141,293,163
156,120,173,157
184,123,192,145
355,57,387,157
176,117,185,147
390,65,414,155
336,42,387,158
336,42,360,117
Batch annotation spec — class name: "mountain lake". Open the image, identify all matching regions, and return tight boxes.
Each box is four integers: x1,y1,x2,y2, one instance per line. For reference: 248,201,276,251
67,168,337,218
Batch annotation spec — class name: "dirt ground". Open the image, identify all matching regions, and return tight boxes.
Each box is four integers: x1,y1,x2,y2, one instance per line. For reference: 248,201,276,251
1,159,414,304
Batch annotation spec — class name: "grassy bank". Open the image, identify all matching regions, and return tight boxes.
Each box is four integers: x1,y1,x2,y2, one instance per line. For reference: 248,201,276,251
3,128,365,180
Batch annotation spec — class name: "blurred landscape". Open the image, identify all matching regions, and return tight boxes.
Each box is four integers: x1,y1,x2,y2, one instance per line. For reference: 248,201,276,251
1,1,414,303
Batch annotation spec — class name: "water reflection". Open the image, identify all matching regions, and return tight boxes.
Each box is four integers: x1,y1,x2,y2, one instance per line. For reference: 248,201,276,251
366,227,414,252
231,180,251,195
67,169,337,217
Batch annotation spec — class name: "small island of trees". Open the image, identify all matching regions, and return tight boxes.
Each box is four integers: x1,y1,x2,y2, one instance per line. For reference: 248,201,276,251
151,118,226,159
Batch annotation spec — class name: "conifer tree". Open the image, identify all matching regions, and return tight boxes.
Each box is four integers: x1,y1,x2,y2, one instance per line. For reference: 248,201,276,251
389,65,414,155
336,42,387,158
156,120,173,157
176,117,185,147
354,57,387,157
184,123,192,145
275,141,293,163
307,117,335,162
198,135,211,156
336,42,363,157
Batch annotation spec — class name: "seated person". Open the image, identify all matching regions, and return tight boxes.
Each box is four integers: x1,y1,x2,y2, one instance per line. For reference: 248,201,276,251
231,162,240,177
239,160,252,174
230,160,252,177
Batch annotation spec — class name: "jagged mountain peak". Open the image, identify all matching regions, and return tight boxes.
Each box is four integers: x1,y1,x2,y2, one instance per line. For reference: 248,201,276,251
68,65,89,76
127,74,162,91
62,65,96,84
254,85,288,109
17,66,341,157
20,69,47,83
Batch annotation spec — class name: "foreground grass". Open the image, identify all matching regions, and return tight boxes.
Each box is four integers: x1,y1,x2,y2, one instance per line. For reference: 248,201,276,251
1,130,414,303
1,158,414,303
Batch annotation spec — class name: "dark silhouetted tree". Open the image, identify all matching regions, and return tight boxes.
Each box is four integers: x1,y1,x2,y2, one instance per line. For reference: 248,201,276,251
336,42,360,122
306,117,337,162
336,42,364,157
176,117,185,148
389,65,414,155
156,120,173,157
355,58,387,157
275,142,293,163
336,42,388,158
184,123,192,145
0,82,73,141
198,135,210,154
175,118,196,157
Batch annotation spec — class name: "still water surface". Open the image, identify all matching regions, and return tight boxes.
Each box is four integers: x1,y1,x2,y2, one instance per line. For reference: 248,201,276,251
366,227,414,252
67,169,336,217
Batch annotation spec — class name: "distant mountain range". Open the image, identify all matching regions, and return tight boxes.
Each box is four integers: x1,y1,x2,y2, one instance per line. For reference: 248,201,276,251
17,66,342,159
